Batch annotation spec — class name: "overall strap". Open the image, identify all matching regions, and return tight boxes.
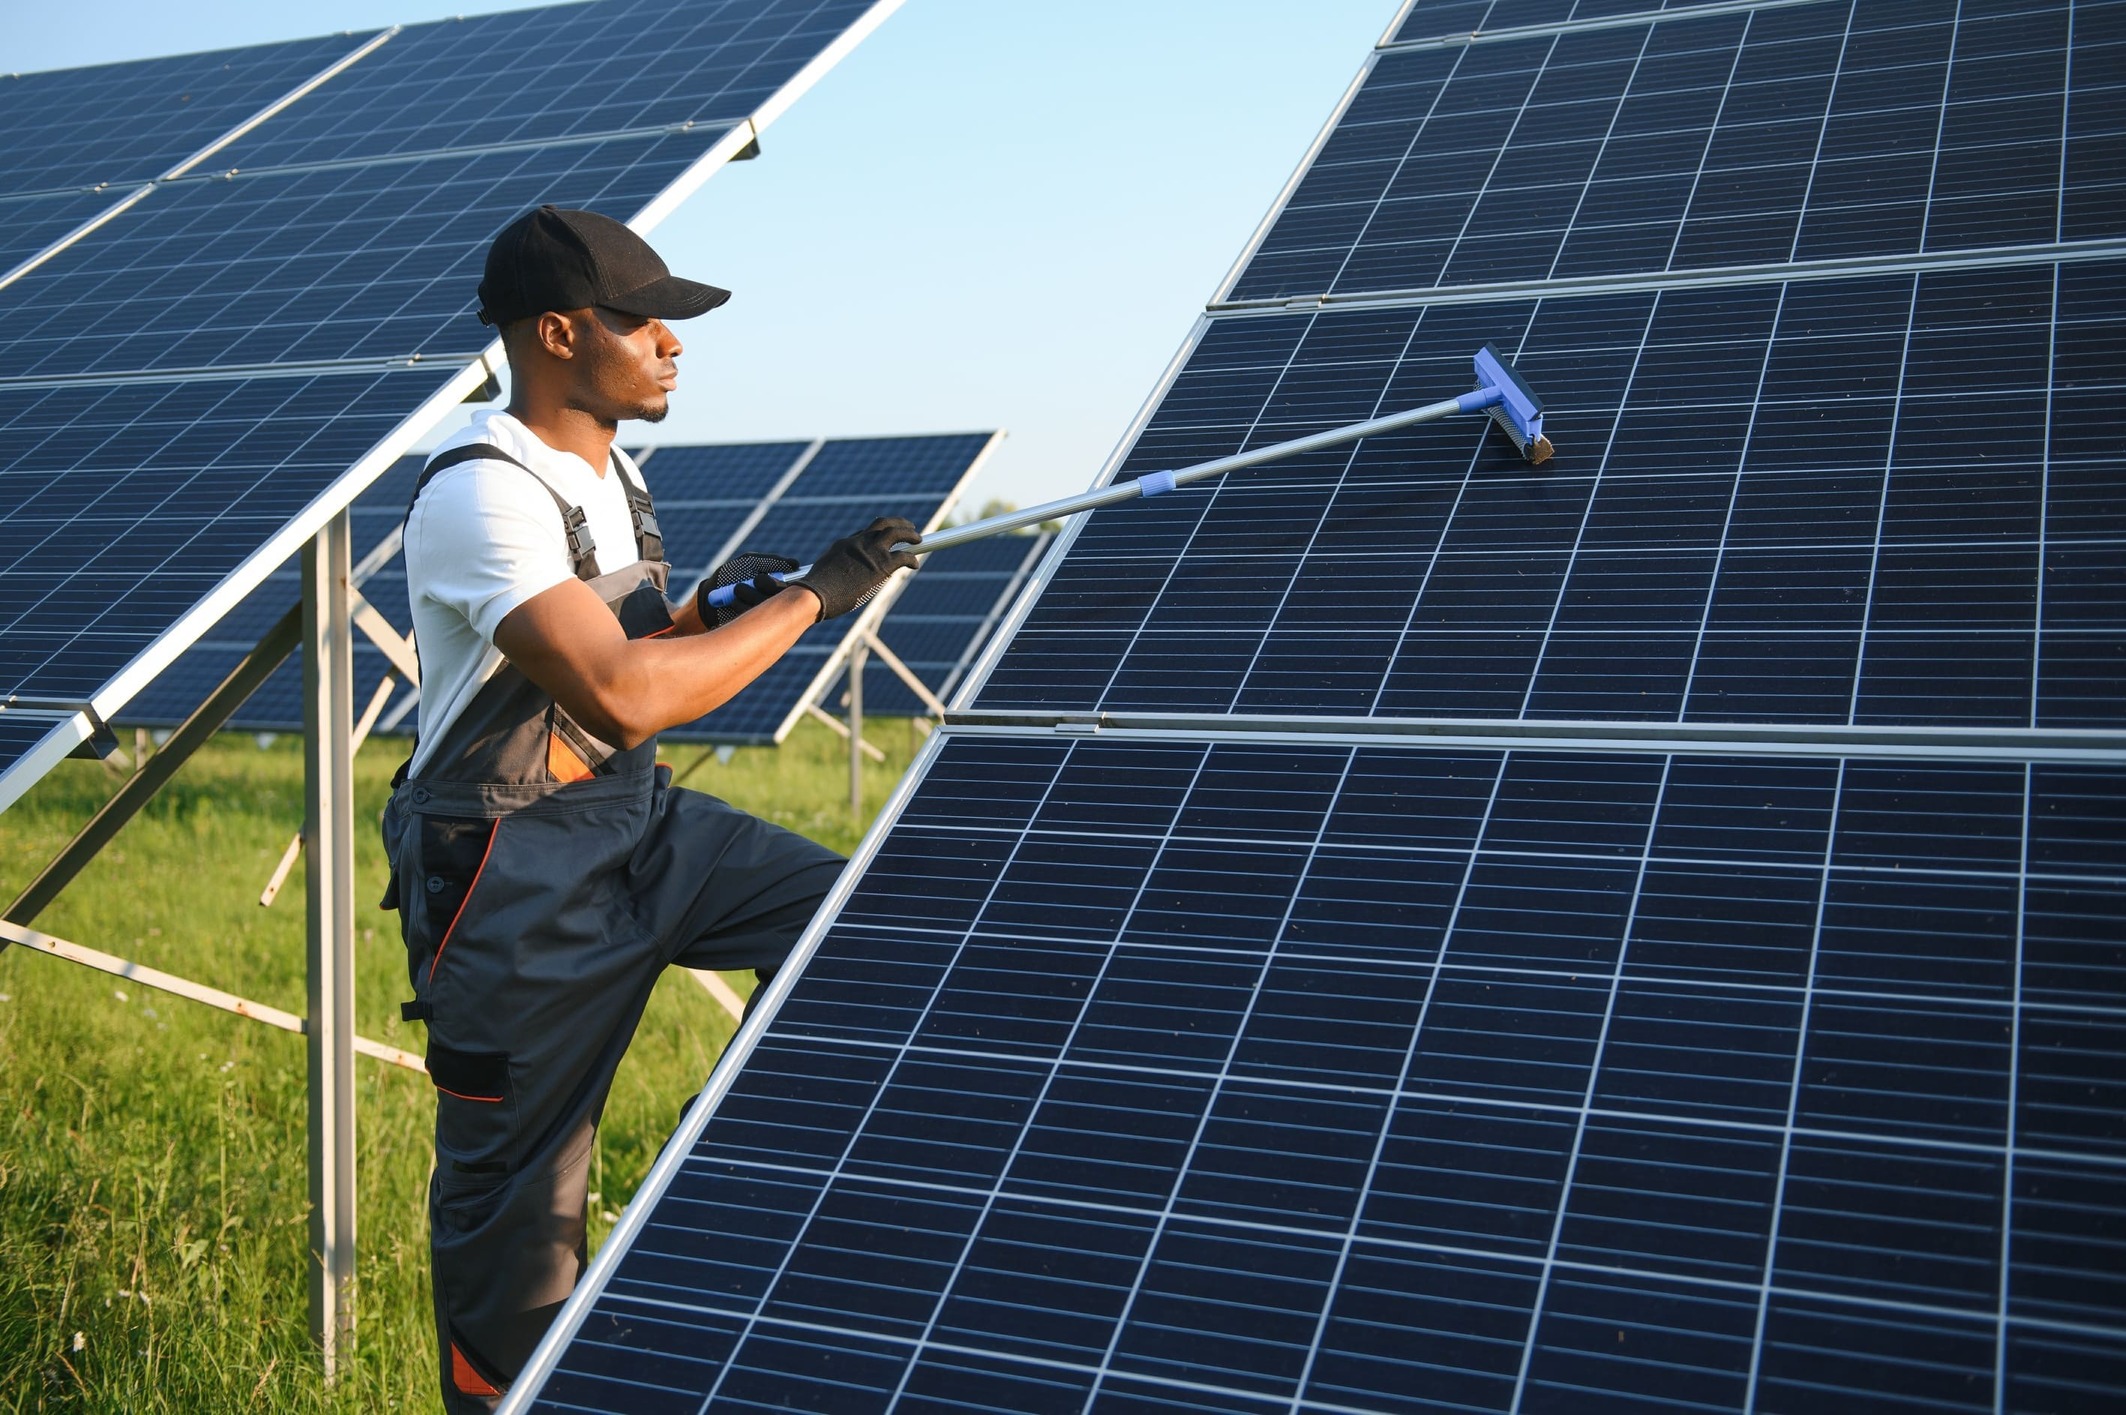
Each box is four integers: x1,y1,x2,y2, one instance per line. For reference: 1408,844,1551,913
610,453,664,563
411,444,602,581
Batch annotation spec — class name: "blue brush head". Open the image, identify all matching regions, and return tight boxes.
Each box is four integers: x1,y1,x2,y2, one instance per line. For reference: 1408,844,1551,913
1473,344,1553,465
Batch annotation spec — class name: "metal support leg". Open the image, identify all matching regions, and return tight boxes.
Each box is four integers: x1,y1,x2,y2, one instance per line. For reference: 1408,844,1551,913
302,513,357,1373
847,639,867,814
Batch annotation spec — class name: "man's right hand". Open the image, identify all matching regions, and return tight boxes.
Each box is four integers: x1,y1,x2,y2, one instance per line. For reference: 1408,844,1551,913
790,517,922,621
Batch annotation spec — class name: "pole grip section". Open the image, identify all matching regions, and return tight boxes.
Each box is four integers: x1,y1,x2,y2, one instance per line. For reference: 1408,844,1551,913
699,567,810,610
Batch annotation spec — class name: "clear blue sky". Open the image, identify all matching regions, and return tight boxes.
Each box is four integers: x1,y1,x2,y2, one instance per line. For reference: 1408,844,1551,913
8,1,1398,512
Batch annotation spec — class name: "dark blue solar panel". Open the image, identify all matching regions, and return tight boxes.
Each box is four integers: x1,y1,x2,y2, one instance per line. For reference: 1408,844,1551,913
0,714,76,786
117,456,424,732
0,191,143,275
789,433,999,500
664,435,993,743
0,130,719,379
526,733,2126,1413
678,497,970,744
0,372,452,703
1229,0,2114,304
636,440,812,593
0,33,368,195
977,259,2126,730
852,533,1048,717
214,0,878,172
639,441,811,510
1393,0,1795,45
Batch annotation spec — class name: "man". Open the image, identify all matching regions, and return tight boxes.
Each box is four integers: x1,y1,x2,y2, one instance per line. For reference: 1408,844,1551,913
381,204,918,1412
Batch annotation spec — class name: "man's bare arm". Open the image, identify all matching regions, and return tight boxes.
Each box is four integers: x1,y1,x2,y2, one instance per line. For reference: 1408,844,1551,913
494,577,820,748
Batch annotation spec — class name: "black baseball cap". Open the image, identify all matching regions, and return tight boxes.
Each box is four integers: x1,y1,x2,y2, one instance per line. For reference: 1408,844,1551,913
476,205,730,326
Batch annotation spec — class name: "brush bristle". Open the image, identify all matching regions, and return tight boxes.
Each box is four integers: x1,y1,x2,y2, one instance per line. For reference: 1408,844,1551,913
1486,405,1553,466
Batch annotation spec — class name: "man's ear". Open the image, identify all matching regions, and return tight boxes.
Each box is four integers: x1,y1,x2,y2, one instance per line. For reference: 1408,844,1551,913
534,309,581,360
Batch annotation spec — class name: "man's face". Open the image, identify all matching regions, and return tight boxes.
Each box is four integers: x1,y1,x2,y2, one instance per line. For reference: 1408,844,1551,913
569,306,683,424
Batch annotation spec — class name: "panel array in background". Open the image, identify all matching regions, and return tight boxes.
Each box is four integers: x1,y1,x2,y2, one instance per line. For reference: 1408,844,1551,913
532,735,2126,1413
847,533,1051,718
664,433,1000,744
120,433,1002,739
637,439,816,598
1230,0,2121,304
520,0,2126,1410
0,0,893,799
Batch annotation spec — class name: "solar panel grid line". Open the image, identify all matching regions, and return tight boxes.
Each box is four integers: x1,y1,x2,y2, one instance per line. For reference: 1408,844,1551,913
1735,749,1845,1404
1992,762,2032,1405
164,117,730,188
1415,24,1587,296
1842,264,1930,728
940,714,2126,766
1665,280,1788,718
1504,753,1672,1410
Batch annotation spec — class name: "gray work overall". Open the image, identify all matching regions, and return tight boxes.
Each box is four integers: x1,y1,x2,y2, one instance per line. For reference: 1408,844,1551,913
381,444,843,1412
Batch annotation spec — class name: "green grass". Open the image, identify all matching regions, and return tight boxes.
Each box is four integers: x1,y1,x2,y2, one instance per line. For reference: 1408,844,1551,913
0,718,925,1412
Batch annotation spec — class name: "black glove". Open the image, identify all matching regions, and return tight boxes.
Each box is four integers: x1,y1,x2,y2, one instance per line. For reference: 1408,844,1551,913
696,553,800,628
790,517,922,621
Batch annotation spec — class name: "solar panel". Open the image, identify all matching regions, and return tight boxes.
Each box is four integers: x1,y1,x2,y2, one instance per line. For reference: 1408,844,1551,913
211,0,878,172
665,434,1001,744
975,259,2126,729
513,0,2124,1408
848,533,1051,717
0,372,452,707
0,191,147,276
0,132,719,379
641,439,818,600
0,33,369,195
1225,0,2116,306
0,0,901,810
115,456,426,733
521,734,2126,1412
1393,0,1819,46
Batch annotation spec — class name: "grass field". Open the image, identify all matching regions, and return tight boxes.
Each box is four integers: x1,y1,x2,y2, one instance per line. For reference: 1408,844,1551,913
0,719,925,1412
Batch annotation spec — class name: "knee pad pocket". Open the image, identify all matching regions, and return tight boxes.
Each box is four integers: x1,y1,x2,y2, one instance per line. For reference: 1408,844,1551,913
427,1041,518,1168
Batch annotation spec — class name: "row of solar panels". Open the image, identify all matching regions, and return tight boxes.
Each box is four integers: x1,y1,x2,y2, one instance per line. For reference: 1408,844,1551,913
511,0,2126,1409
114,432,1043,745
0,0,901,807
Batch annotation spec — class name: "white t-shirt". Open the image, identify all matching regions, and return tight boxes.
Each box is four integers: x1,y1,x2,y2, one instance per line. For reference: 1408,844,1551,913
402,410,653,776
